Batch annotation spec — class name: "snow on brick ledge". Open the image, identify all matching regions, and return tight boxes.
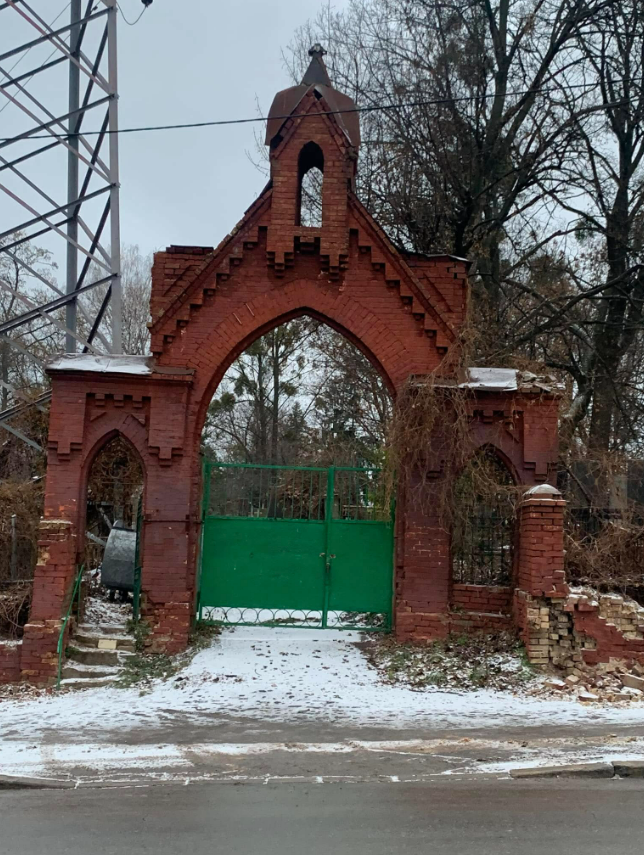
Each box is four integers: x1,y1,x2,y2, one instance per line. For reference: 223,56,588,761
417,367,564,393
462,367,564,393
47,354,155,375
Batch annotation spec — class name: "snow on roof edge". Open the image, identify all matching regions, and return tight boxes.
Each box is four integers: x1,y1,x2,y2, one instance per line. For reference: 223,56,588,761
47,354,154,375
461,367,518,391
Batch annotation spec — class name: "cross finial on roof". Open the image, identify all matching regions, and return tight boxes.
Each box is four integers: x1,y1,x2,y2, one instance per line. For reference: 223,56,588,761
301,43,332,87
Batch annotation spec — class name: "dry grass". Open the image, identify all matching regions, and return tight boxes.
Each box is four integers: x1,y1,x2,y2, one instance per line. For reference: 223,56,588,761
0,480,42,583
364,631,535,692
0,580,31,639
565,514,644,595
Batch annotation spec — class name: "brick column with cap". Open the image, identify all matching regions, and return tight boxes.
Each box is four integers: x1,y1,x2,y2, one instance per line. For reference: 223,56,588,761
514,484,568,667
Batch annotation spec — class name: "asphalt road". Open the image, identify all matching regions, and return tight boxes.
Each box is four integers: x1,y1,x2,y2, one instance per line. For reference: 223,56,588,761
1,779,643,855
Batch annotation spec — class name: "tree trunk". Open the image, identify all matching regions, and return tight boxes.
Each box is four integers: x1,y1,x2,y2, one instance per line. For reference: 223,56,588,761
587,185,630,454
256,352,268,462
270,332,280,465
1,335,8,412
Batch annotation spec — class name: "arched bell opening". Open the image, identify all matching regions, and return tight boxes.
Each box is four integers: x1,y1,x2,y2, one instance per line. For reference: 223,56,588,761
296,141,325,228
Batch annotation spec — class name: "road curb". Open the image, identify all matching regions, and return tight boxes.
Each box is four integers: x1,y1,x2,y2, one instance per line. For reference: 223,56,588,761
510,762,614,779
0,774,74,791
612,761,644,778
511,759,644,780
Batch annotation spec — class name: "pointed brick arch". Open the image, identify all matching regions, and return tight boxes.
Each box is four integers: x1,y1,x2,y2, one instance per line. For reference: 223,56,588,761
188,281,414,442
79,425,146,553
462,441,521,487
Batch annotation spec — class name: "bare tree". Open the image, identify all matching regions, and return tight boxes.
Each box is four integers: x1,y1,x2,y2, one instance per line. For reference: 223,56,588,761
203,320,391,466
0,235,60,411
547,0,644,452
288,0,644,455
79,244,153,356
203,320,316,464
289,0,601,305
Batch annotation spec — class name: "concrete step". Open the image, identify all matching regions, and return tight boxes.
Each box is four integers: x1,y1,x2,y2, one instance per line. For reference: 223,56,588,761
75,631,135,652
66,645,134,667
61,662,122,680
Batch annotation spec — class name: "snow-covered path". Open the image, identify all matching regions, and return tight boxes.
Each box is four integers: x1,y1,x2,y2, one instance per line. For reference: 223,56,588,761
2,627,644,781
2,627,644,739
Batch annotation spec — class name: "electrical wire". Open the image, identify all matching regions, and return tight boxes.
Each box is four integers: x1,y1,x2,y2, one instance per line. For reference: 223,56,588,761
117,2,147,26
0,77,624,142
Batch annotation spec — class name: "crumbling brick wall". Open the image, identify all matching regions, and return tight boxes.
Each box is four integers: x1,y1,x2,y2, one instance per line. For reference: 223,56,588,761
515,486,644,669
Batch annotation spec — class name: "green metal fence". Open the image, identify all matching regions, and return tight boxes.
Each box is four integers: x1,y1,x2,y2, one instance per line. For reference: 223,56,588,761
198,462,394,631
132,495,143,622
55,563,84,690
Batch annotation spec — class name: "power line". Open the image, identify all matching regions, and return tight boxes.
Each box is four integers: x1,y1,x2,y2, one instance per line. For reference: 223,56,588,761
0,77,621,142
116,2,146,26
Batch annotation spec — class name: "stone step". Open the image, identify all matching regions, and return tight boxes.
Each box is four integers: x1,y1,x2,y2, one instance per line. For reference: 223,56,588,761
77,623,131,637
66,645,134,667
60,676,118,690
61,663,121,680
75,631,135,652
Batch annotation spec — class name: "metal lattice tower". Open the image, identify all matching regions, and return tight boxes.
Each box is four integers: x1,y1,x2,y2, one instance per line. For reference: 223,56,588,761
0,0,122,451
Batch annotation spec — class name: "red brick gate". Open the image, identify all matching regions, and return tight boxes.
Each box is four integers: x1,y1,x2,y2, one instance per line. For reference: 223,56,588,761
13,47,561,682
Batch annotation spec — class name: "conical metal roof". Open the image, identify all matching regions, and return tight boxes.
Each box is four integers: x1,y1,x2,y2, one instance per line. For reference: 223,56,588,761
265,45,360,149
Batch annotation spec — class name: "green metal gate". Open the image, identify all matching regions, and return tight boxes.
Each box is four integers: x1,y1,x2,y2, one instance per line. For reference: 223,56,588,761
198,462,394,631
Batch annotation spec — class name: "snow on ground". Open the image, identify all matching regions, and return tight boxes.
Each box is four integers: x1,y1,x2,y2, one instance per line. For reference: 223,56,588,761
2,627,644,746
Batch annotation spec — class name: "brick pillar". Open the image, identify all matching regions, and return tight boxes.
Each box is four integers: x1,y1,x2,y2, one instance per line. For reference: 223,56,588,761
141,457,195,654
395,476,450,641
142,519,192,654
513,485,568,668
20,519,77,683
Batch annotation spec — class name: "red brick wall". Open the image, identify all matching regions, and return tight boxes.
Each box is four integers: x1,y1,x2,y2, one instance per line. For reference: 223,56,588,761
449,611,512,633
513,487,644,669
452,584,513,614
0,643,21,684
573,606,644,666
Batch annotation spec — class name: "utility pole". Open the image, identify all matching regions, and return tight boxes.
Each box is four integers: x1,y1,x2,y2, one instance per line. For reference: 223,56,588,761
65,0,82,353
106,0,122,353
0,0,128,447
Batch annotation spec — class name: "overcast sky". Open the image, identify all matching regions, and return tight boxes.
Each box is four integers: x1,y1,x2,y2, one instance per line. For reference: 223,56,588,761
1,0,346,275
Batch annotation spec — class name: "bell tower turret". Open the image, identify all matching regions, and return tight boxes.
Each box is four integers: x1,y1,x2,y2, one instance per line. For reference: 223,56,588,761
264,45,360,278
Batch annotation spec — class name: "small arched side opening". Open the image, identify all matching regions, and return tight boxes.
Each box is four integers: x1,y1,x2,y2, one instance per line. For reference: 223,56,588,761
296,141,324,227
82,432,145,623
198,316,395,632
451,447,518,588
